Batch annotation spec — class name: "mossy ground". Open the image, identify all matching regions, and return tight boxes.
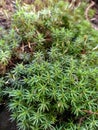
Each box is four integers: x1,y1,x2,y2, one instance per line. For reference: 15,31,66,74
0,1,98,130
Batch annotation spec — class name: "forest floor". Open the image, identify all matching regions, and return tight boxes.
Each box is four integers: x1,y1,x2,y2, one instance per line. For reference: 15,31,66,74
0,0,98,130
0,0,98,29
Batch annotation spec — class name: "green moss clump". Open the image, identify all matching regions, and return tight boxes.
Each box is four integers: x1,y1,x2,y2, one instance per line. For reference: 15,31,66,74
0,0,98,130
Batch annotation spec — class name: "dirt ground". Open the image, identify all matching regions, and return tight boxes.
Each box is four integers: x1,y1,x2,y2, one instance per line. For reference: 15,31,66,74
0,106,17,130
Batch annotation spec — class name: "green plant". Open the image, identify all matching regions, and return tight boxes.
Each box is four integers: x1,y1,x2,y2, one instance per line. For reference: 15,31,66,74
0,27,22,74
5,49,98,130
1,0,98,130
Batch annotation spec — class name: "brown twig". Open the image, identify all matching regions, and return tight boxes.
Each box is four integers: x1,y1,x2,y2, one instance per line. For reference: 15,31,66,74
69,0,81,9
79,109,98,126
85,1,98,30
85,1,95,21
79,116,86,126
83,110,98,115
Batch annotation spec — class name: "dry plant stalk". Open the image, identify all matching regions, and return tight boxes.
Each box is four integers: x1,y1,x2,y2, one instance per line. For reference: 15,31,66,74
68,0,81,9
85,1,98,30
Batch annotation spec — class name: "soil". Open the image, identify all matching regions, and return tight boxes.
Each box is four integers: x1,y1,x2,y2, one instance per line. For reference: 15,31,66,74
0,0,13,29
0,0,98,129
0,105,17,130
